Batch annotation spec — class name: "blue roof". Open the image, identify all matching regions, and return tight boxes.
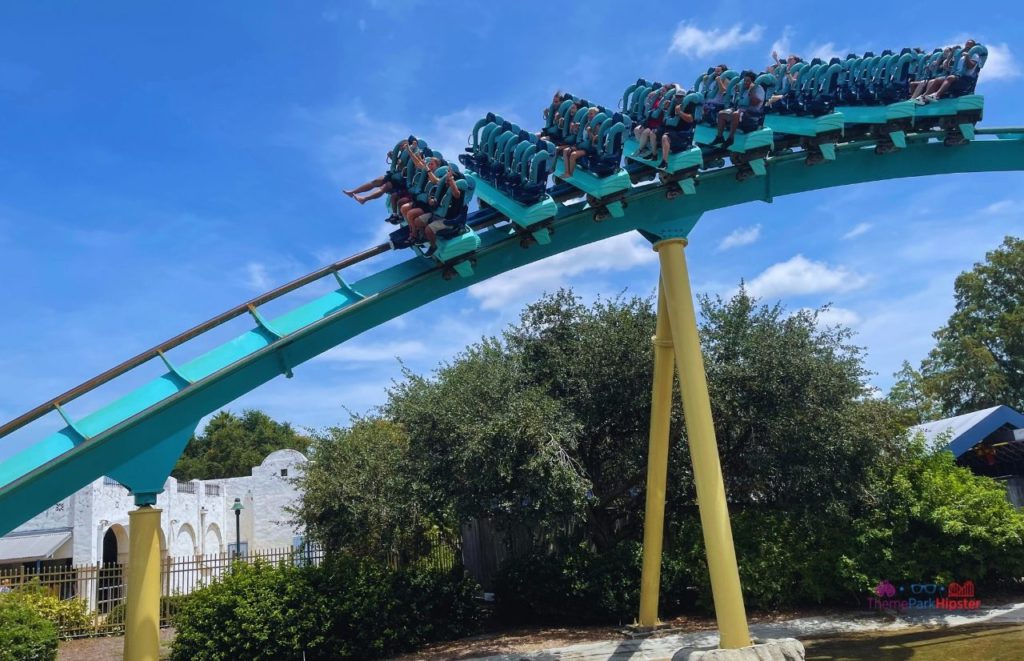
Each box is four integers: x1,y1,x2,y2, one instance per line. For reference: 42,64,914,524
912,405,1024,458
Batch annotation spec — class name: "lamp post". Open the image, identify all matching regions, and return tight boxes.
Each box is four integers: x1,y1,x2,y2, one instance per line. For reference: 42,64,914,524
231,498,243,559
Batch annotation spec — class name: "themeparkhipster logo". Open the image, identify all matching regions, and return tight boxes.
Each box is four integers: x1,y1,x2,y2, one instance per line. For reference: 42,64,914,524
867,579,981,611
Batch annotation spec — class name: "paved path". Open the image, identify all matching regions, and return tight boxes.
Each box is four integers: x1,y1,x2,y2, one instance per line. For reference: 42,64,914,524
466,601,1024,661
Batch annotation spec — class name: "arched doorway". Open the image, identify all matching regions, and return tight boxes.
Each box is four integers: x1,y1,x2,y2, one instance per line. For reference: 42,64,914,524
98,525,127,614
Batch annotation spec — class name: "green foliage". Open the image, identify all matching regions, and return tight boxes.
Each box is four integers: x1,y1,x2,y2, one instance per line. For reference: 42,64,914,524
666,436,1024,611
170,559,481,661
0,597,58,661
887,361,944,426
2,579,91,636
495,542,641,623
294,418,441,562
699,291,899,509
384,335,590,538
105,593,192,629
171,561,329,661
850,434,1024,586
495,541,694,624
173,409,309,481
909,236,1024,416
506,291,680,550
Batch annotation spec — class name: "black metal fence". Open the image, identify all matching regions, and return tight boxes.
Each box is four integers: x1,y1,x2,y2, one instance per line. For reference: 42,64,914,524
0,546,325,638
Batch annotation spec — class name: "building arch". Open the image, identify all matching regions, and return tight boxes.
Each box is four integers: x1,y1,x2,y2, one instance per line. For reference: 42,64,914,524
175,522,198,557
205,523,223,556
101,523,130,566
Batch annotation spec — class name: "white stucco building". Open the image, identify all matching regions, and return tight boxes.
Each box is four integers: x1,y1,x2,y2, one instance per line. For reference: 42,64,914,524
0,449,308,572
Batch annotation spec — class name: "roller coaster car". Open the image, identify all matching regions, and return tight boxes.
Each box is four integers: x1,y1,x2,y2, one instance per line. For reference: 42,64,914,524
388,223,481,279
553,159,630,221
913,95,984,145
756,71,845,165
620,84,704,195
552,107,633,221
688,70,773,180
694,124,773,181
460,114,559,247
908,45,988,146
624,137,702,197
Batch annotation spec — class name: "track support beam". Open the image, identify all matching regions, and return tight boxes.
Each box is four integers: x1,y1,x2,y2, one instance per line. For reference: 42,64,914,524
637,238,751,649
638,285,675,626
123,502,162,661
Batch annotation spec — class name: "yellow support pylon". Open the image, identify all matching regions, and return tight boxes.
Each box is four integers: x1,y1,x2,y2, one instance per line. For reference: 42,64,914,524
638,286,675,627
123,505,162,661
637,238,750,649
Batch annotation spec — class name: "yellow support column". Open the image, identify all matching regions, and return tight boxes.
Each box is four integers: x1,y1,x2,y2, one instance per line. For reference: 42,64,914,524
124,504,162,661
655,238,751,649
638,286,675,627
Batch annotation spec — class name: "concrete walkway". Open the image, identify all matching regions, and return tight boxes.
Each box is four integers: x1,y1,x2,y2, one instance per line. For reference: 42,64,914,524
466,601,1024,661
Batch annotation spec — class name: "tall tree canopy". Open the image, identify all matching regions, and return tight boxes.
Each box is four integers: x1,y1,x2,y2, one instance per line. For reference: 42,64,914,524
890,236,1024,419
173,409,309,481
299,288,901,555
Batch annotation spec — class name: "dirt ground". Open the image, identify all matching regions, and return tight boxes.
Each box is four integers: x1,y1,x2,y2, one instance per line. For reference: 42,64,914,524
59,628,174,661
56,601,1016,660
54,610,830,660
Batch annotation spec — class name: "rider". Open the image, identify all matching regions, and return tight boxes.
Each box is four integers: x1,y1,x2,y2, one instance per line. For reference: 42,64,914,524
656,97,697,169
709,71,765,149
411,168,469,257
916,39,980,104
562,107,600,177
343,137,418,205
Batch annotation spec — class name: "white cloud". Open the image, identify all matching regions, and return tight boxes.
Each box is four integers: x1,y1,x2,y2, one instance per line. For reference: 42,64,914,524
948,36,1020,82
317,340,426,363
668,22,764,59
769,26,794,61
842,222,872,240
805,306,862,328
244,262,272,290
978,42,1020,81
287,102,518,185
468,233,657,311
982,199,1014,214
746,255,868,299
717,224,761,251
807,42,842,62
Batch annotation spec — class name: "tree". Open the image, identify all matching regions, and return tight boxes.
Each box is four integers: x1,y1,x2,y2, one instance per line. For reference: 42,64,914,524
505,291,685,550
917,236,1024,415
173,409,309,481
385,337,590,539
698,291,905,510
887,361,943,426
293,417,438,562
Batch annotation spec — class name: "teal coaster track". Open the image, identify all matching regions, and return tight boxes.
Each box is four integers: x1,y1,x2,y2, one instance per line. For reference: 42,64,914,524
1,102,1023,535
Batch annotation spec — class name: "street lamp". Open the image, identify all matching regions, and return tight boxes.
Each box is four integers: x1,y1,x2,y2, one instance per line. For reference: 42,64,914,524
231,498,244,558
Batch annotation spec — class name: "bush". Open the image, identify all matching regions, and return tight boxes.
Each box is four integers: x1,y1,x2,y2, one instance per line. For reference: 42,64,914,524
2,579,92,637
106,593,192,630
495,541,690,624
0,597,58,661
171,558,481,661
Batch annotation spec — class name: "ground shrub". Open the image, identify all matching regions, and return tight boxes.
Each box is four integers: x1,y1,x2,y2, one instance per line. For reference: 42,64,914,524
170,558,481,661
105,593,193,630
1,579,92,637
495,541,690,624
0,597,58,661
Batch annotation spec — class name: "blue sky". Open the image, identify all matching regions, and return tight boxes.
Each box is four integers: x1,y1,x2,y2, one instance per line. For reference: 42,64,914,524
1,2,1023,455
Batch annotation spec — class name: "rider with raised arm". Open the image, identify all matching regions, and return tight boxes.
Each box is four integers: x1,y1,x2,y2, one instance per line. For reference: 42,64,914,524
411,168,469,257
709,71,765,148
916,39,980,104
